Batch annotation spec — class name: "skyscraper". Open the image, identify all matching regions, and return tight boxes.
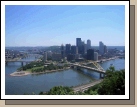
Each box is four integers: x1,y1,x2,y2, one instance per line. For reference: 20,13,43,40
65,44,71,56
71,45,78,55
87,39,91,50
61,44,65,58
78,40,86,55
94,52,98,61
99,41,104,55
104,45,107,54
76,38,81,47
87,49,94,60
44,52,47,62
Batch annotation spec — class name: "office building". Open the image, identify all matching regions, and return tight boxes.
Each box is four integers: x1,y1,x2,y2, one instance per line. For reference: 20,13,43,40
65,44,71,56
76,38,81,47
71,45,78,54
44,52,47,62
47,51,52,58
75,54,80,59
99,41,104,55
104,45,107,54
61,44,65,58
87,49,94,60
52,53,62,61
85,44,87,52
87,39,91,50
67,54,75,61
79,41,86,54
94,52,98,61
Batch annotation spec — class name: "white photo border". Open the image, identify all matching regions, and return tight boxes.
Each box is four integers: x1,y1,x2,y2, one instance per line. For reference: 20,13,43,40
1,1,129,99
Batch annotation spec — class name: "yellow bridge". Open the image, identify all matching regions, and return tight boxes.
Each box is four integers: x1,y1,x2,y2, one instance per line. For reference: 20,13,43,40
79,60,105,72
92,61,104,71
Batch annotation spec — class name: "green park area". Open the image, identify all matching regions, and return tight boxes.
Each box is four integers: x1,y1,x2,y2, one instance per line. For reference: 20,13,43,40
17,61,70,73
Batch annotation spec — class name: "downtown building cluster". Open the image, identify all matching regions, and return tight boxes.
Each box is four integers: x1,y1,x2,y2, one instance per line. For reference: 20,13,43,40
59,38,108,62
43,38,109,62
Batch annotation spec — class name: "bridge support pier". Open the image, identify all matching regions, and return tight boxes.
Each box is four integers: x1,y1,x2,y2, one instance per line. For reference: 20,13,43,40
100,73,105,79
77,66,81,70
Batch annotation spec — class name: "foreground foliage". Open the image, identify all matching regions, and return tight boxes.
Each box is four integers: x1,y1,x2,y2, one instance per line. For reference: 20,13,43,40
97,66,125,95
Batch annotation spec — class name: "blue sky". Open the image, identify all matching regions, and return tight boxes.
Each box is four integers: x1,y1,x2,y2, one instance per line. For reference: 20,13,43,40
5,5,125,46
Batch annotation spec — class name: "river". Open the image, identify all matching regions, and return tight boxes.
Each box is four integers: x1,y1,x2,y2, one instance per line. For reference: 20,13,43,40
5,54,125,95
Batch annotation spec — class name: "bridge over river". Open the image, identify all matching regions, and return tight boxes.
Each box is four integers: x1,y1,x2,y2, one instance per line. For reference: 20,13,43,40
5,60,37,66
5,60,35,62
70,60,106,79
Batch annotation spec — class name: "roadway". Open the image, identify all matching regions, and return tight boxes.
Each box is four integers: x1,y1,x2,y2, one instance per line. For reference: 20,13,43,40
72,79,103,92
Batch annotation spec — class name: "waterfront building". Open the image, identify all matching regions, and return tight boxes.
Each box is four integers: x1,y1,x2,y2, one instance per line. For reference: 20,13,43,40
87,49,94,60
94,52,98,61
98,55,102,60
75,58,84,62
87,39,91,50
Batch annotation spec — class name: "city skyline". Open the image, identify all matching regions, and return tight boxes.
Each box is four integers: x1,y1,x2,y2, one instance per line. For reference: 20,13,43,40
5,5,125,47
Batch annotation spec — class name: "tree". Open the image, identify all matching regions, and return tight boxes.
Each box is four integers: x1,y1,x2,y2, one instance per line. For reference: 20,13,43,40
97,67,125,95
46,86,74,95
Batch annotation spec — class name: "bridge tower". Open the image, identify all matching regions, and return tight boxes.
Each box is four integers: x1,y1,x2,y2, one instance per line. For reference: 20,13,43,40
90,60,105,79
92,61,104,71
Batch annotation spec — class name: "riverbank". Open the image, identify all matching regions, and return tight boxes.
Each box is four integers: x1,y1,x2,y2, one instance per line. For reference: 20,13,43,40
10,71,31,76
96,57,119,63
10,67,71,77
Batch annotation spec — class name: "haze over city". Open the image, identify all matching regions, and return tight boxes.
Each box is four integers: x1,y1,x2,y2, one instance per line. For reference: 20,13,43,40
5,5,125,47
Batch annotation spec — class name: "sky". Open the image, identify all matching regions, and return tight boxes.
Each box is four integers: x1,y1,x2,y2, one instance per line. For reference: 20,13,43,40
5,5,125,47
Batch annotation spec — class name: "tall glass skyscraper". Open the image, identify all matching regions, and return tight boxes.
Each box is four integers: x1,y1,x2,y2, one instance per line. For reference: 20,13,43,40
65,44,71,55
71,45,78,55
61,44,65,58
87,39,91,50
99,41,104,55
87,49,94,60
76,38,81,47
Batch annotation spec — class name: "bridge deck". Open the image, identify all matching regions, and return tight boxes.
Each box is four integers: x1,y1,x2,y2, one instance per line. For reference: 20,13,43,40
72,64,105,74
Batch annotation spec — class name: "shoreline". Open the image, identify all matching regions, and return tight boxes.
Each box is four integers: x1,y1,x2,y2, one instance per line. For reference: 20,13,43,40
10,67,70,77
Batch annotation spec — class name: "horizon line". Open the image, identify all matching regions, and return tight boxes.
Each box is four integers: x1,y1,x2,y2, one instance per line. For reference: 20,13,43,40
5,45,125,47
